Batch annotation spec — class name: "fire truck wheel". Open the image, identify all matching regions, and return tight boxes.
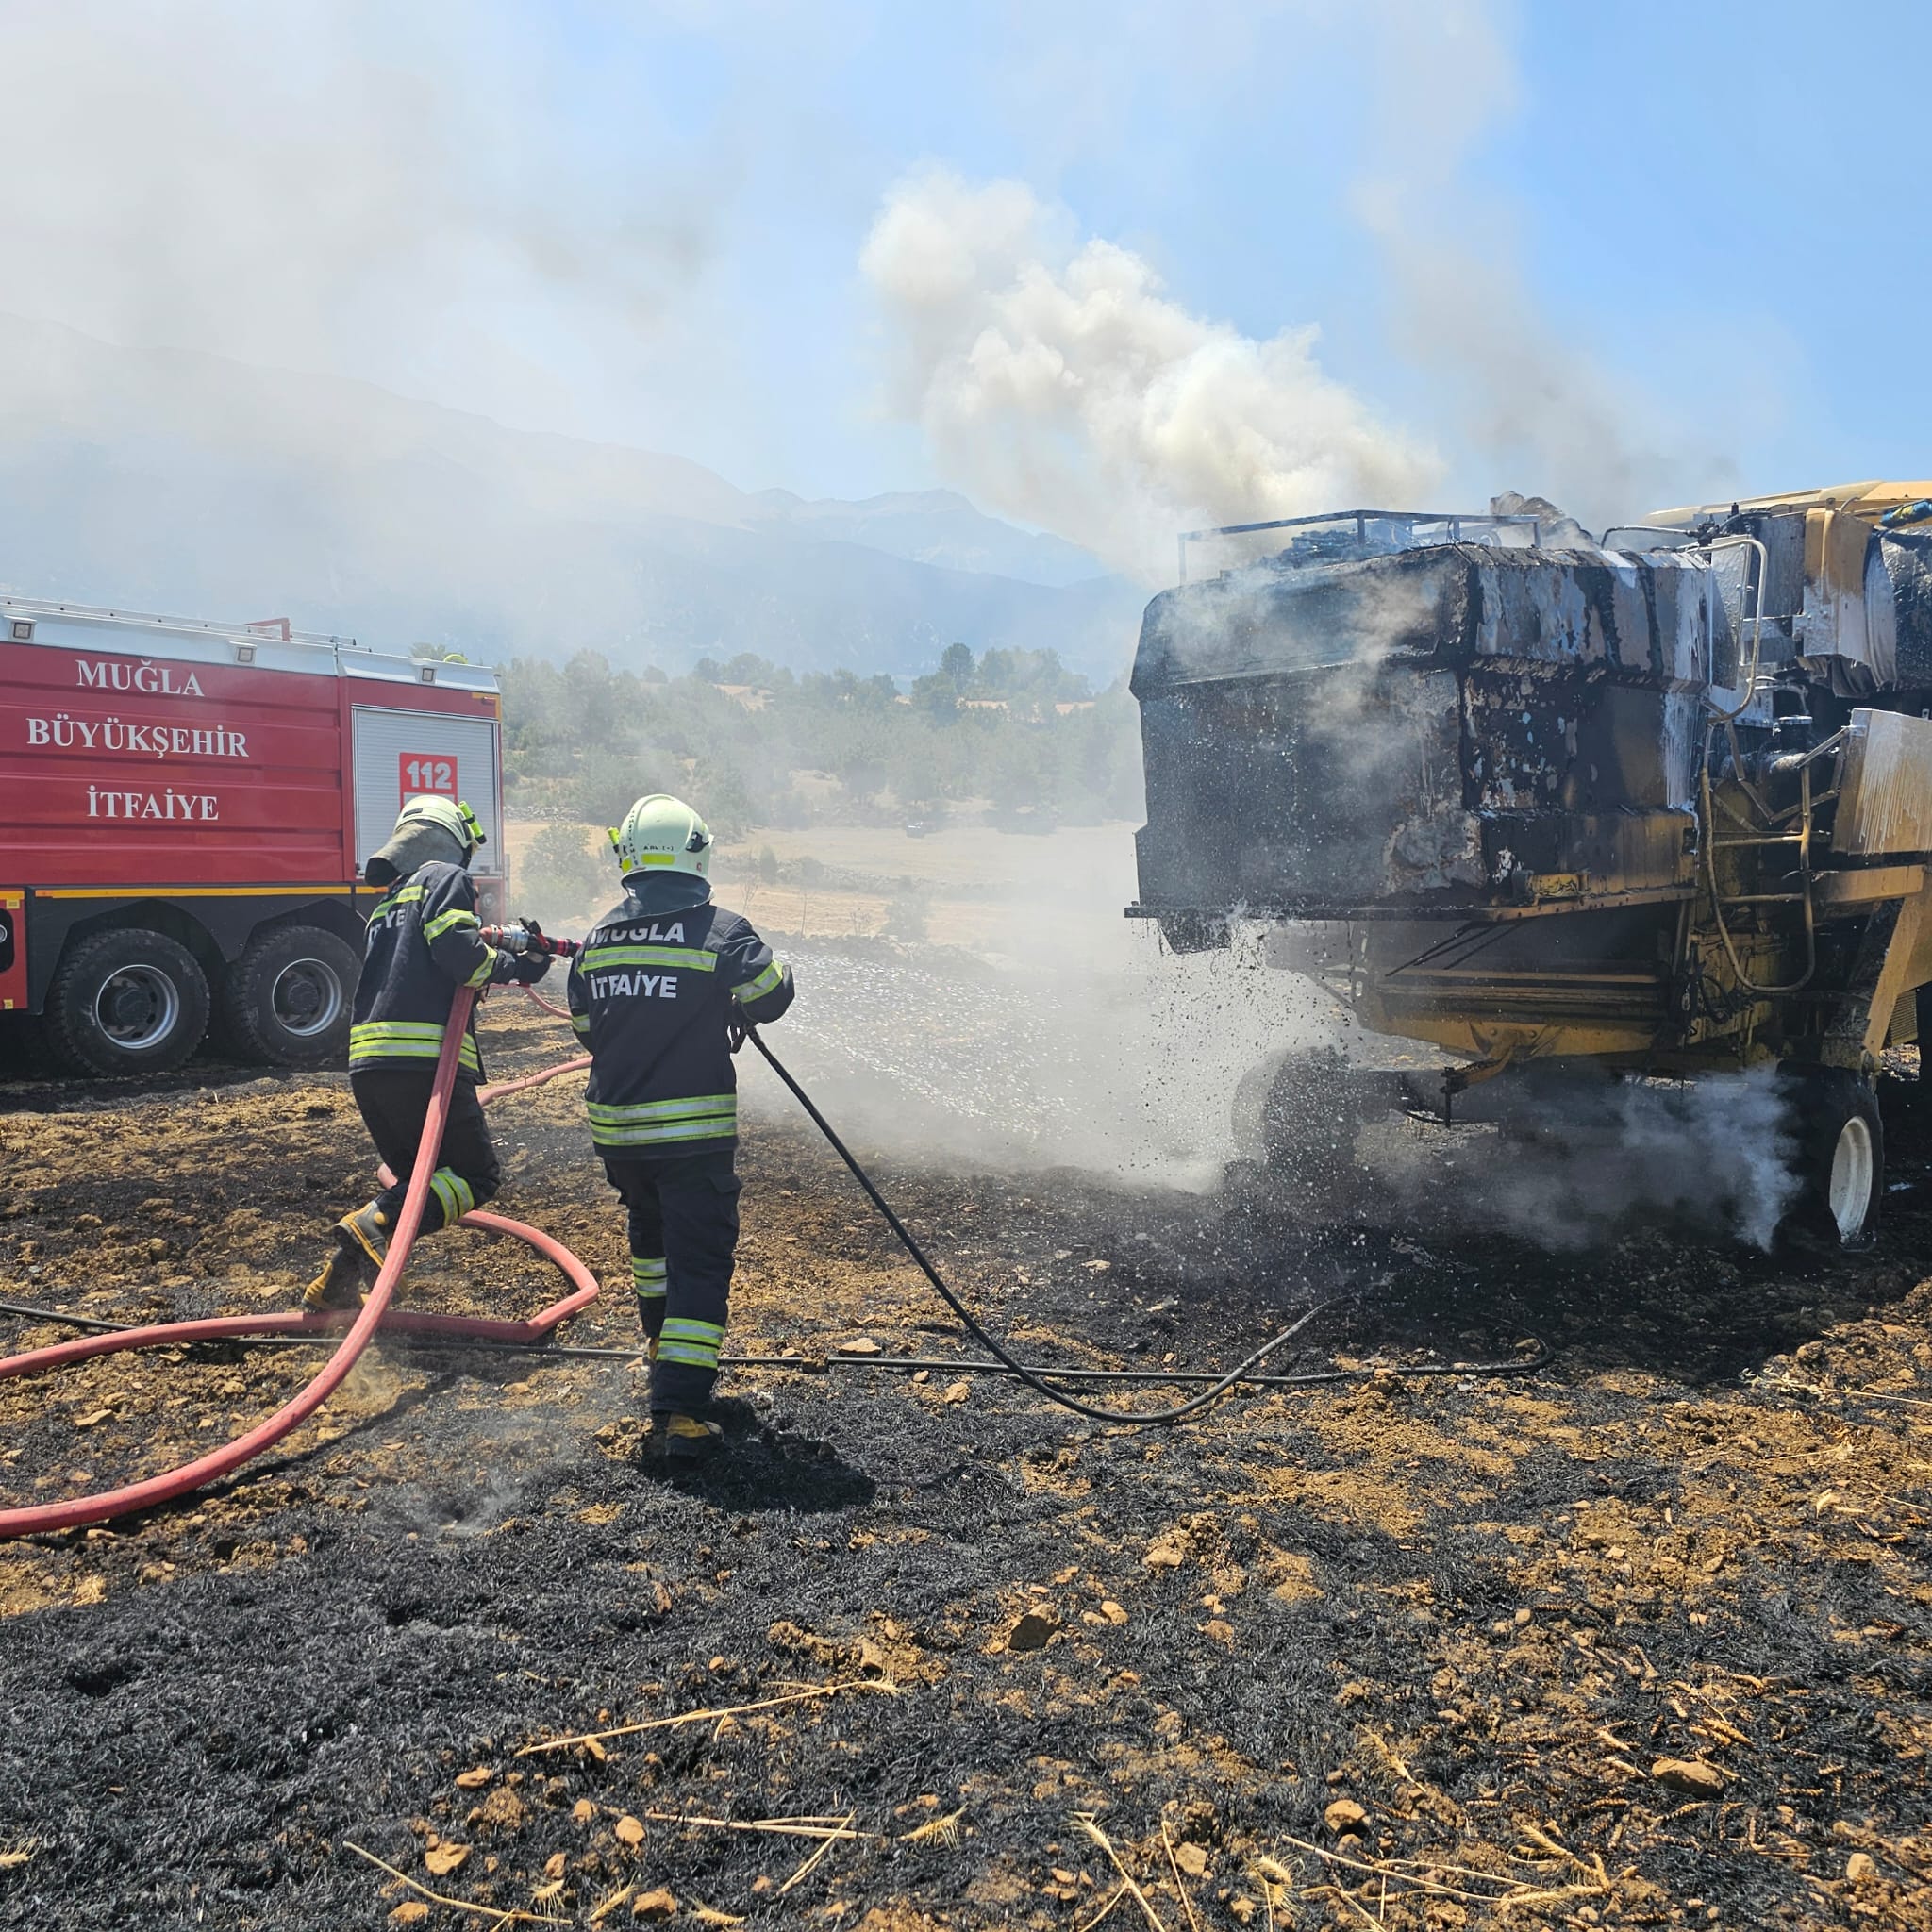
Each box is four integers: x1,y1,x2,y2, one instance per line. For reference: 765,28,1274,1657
223,926,360,1067
46,929,211,1078
1783,1067,1884,1247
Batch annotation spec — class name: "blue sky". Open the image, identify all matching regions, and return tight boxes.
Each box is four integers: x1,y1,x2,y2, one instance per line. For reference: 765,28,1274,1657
5,1,1927,540
515,0,1927,513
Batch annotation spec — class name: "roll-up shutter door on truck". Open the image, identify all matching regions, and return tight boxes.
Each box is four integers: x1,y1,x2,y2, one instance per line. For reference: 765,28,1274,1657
350,706,501,869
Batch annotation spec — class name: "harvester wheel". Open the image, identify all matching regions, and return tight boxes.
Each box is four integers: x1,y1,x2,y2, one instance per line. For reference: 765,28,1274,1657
223,925,360,1067
45,928,210,1078
1784,1068,1883,1246
1229,1047,1366,1220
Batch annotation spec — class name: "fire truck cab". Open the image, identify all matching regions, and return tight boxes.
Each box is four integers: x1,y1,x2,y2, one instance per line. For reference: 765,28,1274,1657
0,595,504,1077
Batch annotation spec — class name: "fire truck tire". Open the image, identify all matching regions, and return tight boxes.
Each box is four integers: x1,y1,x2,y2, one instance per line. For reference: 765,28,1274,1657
45,929,210,1078
1784,1067,1883,1246
223,926,360,1067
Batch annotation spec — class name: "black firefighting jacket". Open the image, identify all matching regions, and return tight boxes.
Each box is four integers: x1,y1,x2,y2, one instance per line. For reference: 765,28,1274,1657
566,876,794,1157
349,860,509,1081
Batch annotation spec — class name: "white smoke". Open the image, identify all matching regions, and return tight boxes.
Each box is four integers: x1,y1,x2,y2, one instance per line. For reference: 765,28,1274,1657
1363,1067,1802,1251
734,841,1342,1193
860,170,1441,581
0,2,717,438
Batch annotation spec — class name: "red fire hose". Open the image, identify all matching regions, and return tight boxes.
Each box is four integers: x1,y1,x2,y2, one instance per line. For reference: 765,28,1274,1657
0,985,599,1538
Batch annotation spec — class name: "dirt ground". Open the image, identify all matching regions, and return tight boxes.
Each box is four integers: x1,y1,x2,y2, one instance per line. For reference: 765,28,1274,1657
0,991,1928,1931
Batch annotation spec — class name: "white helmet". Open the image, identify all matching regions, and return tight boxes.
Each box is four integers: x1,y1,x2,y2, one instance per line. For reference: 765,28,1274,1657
364,793,487,883
610,793,712,880
397,794,487,862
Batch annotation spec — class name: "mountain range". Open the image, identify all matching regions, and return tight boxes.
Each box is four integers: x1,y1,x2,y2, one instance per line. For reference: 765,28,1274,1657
0,313,1143,682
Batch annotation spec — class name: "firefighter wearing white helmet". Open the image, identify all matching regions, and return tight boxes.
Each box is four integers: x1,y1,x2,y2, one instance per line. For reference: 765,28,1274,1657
569,793,795,1462
305,794,553,1309
609,791,716,880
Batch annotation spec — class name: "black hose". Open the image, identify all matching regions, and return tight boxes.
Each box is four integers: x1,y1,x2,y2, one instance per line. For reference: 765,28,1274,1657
0,1302,1548,1391
0,1298,125,1335
743,1027,1328,1424
825,1347,1552,1387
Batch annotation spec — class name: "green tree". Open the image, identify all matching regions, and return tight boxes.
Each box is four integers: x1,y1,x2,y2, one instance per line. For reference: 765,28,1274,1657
910,672,959,723
495,643,1141,838
519,821,608,924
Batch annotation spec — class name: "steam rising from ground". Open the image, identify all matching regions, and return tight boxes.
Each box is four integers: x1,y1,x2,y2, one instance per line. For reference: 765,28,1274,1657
1363,1069,1802,1251
712,829,1801,1247
721,832,1344,1191
753,941,1803,1247
861,172,1441,581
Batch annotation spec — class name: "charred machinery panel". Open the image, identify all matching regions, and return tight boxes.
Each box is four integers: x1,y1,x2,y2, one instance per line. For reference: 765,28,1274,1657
1835,708,1932,858
1881,530,1932,687
1132,542,1719,916
1664,506,1932,691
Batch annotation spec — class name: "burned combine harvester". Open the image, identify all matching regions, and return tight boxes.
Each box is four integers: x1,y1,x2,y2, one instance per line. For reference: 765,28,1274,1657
1129,483,1932,1240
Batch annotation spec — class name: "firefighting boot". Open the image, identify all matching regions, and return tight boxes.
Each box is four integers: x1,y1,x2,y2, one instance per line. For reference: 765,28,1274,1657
336,1202,391,1272
303,1236,371,1313
647,1414,724,1465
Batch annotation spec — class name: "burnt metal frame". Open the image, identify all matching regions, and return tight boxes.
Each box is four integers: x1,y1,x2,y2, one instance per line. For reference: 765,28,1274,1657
1124,884,1696,925
1174,509,1544,584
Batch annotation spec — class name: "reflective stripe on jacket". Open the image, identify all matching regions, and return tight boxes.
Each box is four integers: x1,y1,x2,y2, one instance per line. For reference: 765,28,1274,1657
349,859,500,1079
567,883,794,1155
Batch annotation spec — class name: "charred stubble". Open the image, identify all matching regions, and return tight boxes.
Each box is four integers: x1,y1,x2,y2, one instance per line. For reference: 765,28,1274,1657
0,999,1926,1928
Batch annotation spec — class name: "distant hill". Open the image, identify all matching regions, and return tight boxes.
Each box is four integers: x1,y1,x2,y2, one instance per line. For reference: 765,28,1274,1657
0,313,1142,680
746,487,1107,587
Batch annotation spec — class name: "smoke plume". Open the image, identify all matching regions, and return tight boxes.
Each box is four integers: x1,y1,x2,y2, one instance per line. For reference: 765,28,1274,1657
861,171,1441,581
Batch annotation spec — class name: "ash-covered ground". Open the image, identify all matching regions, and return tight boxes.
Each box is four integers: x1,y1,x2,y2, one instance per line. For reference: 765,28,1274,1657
0,988,1927,1930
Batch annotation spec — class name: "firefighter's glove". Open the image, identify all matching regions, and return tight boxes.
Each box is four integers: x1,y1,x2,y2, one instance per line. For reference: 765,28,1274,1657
487,946,542,985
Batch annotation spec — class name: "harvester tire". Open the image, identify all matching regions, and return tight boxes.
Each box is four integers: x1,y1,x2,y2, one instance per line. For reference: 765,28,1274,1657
1785,1067,1883,1246
1230,1047,1366,1221
223,925,360,1068
46,929,210,1078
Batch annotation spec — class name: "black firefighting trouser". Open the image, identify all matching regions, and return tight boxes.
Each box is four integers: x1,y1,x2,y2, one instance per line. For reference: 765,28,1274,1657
352,1068,502,1236
601,1148,741,1419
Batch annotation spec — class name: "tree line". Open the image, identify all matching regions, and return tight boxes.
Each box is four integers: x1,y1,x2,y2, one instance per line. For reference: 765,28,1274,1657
499,642,1143,838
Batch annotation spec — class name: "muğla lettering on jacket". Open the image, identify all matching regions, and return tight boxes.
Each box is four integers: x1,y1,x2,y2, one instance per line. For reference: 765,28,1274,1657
604,921,688,942
585,923,692,1000
567,891,796,1155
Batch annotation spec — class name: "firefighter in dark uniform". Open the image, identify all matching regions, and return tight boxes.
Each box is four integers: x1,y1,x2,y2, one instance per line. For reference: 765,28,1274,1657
305,794,551,1309
567,793,795,1461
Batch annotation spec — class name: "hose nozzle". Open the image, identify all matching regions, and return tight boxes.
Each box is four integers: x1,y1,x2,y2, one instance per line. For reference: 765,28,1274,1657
482,920,580,959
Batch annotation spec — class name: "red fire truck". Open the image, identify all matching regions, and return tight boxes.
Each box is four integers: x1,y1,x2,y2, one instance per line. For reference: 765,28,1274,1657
0,594,505,1076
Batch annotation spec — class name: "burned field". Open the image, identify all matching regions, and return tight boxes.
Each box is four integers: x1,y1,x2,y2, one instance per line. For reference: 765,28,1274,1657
0,997,1928,1930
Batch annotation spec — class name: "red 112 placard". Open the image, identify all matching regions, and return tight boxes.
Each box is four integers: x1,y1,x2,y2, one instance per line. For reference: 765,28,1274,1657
399,752,458,802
